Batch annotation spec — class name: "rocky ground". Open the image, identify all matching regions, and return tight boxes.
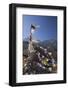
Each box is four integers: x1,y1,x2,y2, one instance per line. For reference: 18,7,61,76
23,43,57,75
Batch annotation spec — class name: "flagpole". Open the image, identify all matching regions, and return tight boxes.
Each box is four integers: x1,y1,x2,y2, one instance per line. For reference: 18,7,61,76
28,24,39,53
28,24,33,54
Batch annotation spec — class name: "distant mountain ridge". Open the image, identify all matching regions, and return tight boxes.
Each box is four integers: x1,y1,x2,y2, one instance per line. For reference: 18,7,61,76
23,38,57,51
23,37,29,42
24,37,57,43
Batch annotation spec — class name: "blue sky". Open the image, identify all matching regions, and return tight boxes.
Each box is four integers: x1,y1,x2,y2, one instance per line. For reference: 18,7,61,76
23,15,57,41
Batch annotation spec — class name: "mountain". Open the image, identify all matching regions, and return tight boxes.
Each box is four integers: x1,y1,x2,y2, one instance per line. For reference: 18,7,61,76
38,39,57,49
23,39,57,60
23,37,29,42
23,39,57,51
